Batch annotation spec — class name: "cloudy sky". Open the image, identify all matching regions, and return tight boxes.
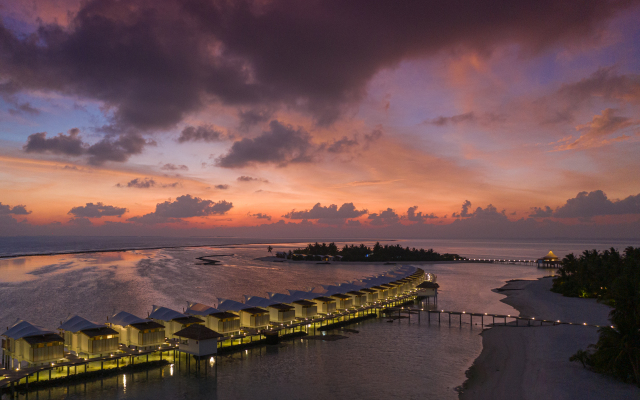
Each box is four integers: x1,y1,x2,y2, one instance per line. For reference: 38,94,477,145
1,0,640,238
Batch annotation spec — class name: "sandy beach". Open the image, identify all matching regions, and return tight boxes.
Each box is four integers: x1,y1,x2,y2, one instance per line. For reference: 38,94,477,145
461,277,640,399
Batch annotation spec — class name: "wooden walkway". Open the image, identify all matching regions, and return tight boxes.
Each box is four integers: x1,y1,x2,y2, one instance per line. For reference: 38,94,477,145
385,307,611,329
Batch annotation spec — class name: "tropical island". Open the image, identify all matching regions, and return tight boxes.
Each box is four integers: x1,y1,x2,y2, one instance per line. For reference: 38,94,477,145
276,242,464,262
553,247,640,385
463,246,640,399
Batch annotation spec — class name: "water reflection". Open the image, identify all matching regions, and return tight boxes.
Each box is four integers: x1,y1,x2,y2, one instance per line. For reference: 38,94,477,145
0,242,557,400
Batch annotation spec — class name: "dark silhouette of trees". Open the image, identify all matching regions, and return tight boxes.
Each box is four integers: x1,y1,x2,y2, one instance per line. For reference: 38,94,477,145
291,241,462,262
556,247,640,385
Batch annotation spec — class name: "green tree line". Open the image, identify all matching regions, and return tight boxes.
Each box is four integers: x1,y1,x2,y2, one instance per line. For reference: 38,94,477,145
291,242,463,262
553,247,640,385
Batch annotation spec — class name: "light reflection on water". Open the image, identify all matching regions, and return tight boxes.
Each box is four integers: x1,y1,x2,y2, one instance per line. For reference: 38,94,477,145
0,242,557,399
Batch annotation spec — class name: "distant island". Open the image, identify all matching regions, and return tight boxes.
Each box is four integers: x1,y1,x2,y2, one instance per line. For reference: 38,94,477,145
276,242,465,262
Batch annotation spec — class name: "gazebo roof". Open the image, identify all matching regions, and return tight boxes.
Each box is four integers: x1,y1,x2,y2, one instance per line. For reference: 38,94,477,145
542,251,559,260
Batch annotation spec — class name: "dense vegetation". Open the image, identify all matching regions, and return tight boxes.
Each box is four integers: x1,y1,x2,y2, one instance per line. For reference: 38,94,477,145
287,242,463,262
553,247,640,385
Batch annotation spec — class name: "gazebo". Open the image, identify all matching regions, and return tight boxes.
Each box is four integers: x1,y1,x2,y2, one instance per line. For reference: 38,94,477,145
537,251,561,268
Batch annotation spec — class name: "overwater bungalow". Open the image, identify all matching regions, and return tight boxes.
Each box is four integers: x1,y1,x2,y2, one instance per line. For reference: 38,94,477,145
329,293,353,310
2,319,64,369
416,281,439,298
291,300,318,318
238,307,271,329
107,311,166,350
267,304,296,323
358,288,378,304
313,296,337,314
148,306,204,340
370,286,388,300
186,303,241,335
382,283,397,297
346,291,367,307
173,325,224,357
58,315,119,358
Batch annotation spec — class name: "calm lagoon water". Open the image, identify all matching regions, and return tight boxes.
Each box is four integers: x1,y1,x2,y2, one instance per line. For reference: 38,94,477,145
0,238,636,399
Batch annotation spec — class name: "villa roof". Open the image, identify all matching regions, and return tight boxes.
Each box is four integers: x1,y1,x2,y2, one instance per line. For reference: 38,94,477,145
186,302,220,316
2,319,54,340
239,307,269,315
292,300,316,307
358,288,376,293
149,306,187,322
23,333,64,345
208,312,239,320
173,324,224,341
347,291,365,296
59,315,103,333
130,321,165,330
80,327,119,338
268,303,294,311
330,293,351,299
313,296,336,302
171,316,204,325
109,311,149,327
416,282,440,289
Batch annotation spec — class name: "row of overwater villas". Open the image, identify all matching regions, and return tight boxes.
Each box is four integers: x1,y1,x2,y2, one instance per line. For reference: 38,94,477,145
1,266,425,370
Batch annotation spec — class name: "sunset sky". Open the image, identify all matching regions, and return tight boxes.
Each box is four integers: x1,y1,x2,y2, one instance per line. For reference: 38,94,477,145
1,0,639,238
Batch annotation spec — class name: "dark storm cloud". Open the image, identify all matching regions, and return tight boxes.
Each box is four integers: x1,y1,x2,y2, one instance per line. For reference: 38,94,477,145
327,136,359,154
161,163,189,171
248,212,271,221
238,108,274,130
0,202,31,215
541,67,640,125
117,178,156,188
237,176,268,183
68,202,127,218
24,129,85,156
216,120,316,168
8,102,40,116
452,201,508,221
24,128,152,165
178,125,225,143
529,206,553,218
553,190,640,218
1,0,635,131
405,206,437,222
452,200,473,218
68,217,93,226
128,194,233,224
368,208,400,226
86,133,149,165
427,112,505,126
284,202,367,220
557,67,640,105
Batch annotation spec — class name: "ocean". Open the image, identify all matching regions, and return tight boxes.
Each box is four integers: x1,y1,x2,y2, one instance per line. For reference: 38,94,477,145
0,237,637,399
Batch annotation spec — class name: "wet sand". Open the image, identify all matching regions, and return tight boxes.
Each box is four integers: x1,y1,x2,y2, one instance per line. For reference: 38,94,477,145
461,277,640,399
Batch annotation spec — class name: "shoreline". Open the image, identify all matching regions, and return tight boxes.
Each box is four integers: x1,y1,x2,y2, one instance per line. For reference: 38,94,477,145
460,277,640,399
255,255,458,264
